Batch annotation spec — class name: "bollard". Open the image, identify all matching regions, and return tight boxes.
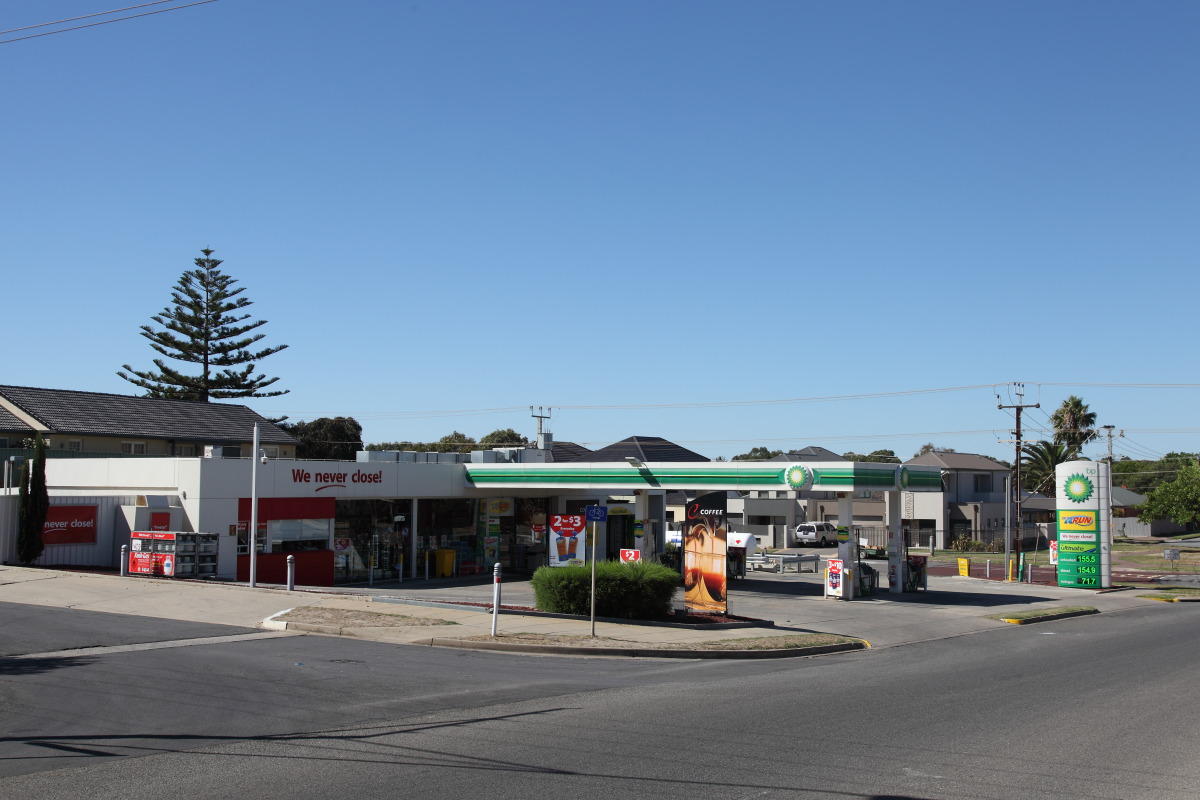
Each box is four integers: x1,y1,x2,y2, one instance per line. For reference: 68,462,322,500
286,554,295,592
120,544,128,577
491,562,501,637
986,559,990,579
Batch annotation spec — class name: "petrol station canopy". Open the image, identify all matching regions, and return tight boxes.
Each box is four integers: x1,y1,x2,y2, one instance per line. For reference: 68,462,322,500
465,461,942,493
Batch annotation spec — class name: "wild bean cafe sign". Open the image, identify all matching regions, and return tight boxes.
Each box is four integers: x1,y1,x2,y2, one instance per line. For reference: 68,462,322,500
1054,460,1111,589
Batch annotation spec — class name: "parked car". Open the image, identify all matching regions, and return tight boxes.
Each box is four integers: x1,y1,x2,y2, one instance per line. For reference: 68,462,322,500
794,522,837,547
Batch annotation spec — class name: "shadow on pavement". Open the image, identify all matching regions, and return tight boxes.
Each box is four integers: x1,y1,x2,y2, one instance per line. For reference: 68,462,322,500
0,655,96,676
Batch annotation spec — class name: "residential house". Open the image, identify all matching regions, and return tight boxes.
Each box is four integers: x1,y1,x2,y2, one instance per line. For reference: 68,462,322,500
905,451,1011,548
0,385,297,463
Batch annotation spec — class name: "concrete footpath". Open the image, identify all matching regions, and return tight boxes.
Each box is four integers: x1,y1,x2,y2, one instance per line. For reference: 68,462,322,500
0,563,1157,657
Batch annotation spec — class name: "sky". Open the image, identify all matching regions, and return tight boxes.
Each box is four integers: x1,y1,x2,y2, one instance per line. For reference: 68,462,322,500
4,1,1198,464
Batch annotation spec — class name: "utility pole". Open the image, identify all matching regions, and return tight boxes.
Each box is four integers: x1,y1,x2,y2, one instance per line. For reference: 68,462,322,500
1100,424,1123,464
998,384,1039,575
530,406,551,436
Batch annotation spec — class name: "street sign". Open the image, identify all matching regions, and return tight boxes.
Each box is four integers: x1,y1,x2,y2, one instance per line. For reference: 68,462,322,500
585,505,608,522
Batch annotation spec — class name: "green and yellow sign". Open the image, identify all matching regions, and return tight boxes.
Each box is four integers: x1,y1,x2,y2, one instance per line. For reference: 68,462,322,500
1054,461,1110,589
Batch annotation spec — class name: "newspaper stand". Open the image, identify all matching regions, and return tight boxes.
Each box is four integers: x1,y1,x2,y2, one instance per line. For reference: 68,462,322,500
129,531,219,578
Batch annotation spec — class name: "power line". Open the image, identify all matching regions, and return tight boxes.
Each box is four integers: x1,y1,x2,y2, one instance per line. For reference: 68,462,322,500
0,0,220,45
554,384,998,411
0,1,189,34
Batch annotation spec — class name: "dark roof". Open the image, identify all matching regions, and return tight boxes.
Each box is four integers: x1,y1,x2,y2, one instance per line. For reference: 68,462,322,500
1112,486,1146,507
905,451,1010,471
0,385,297,445
769,446,848,462
549,440,594,463
0,403,32,435
585,436,708,463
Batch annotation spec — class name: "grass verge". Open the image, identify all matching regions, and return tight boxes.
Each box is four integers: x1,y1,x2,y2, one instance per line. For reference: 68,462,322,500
987,606,1096,623
461,632,858,650
1135,586,1200,602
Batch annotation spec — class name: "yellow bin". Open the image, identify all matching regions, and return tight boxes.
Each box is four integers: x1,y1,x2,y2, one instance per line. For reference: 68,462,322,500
435,549,456,578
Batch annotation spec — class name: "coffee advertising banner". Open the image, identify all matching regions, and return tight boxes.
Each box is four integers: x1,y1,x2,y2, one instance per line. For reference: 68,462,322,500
683,491,728,613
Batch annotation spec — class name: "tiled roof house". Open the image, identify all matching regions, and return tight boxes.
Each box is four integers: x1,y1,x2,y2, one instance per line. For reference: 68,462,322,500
0,385,297,458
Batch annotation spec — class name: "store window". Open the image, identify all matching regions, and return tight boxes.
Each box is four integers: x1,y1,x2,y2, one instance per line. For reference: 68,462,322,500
334,499,412,583
416,498,478,571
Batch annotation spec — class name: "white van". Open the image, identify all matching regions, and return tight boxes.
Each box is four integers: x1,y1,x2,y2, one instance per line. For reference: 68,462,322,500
794,522,837,547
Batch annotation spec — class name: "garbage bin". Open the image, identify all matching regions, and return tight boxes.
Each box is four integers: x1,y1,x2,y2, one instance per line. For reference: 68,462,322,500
858,563,877,596
435,549,456,578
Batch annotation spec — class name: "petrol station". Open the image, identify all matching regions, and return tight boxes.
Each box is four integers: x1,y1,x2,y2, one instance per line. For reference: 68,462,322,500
20,453,945,602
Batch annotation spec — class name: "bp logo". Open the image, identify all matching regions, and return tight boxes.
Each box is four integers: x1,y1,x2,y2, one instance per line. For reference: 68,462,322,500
1063,474,1095,504
784,465,811,490
899,467,910,490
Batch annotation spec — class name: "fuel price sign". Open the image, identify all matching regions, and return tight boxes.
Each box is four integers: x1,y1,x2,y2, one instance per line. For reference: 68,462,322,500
1054,461,1111,589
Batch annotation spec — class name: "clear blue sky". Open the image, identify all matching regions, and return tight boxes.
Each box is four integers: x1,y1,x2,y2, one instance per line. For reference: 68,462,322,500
4,1,1198,463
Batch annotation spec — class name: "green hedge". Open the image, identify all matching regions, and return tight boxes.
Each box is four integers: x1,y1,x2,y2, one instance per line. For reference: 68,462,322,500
530,560,679,619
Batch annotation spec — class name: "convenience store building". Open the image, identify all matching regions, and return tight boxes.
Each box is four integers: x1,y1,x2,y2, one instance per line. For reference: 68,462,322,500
4,453,941,586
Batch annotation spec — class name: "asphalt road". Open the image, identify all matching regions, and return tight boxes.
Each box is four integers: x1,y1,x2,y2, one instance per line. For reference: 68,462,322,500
2,599,1198,799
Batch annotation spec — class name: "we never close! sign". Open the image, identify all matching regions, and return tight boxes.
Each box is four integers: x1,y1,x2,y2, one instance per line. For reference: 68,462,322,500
42,505,98,545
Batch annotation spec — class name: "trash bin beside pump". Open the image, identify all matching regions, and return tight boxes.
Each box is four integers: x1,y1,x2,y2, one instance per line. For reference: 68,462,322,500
435,549,456,578
858,562,878,596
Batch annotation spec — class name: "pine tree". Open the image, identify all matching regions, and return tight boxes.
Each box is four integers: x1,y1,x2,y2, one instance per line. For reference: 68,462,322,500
118,248,288,401
17,434,49,566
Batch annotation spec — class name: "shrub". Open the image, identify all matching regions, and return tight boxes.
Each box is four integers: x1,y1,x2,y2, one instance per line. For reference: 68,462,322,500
530,560,679,619
950,535,989,553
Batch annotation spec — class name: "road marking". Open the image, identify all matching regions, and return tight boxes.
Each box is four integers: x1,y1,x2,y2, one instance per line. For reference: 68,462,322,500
12,630,299,660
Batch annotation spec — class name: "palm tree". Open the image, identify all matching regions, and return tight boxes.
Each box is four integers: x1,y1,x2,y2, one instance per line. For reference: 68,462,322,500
1021,440,1074,495
1051,395,1097,454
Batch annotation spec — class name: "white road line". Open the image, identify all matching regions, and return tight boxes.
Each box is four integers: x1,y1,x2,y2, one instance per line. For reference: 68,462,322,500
12,630,300,659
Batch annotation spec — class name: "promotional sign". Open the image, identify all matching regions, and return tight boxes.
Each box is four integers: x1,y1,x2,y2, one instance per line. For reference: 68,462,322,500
826,558,845,597
682,491,727,613
150,512,171,532
42,505,98,545
487,498,514,516
1054,460,1111,589
128,531,177,576
620,549,642,563
549,514,586,567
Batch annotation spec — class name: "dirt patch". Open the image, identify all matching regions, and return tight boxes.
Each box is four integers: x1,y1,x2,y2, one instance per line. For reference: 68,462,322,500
279,607,454,627
457,632,856,650
429,601,763,626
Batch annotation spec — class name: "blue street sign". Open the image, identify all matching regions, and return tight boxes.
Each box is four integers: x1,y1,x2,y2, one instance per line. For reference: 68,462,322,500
585,505,608,522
